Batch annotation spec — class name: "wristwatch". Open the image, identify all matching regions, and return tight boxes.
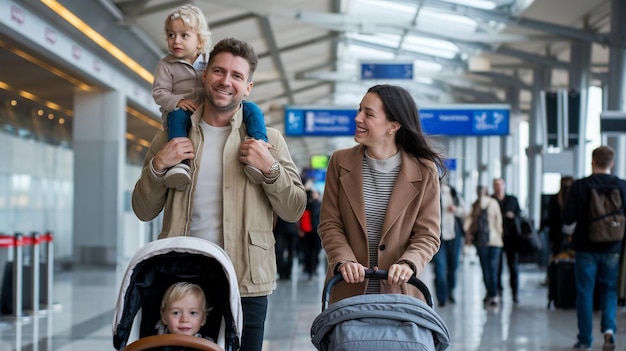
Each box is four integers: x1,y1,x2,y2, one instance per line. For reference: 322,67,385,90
264,161,280,183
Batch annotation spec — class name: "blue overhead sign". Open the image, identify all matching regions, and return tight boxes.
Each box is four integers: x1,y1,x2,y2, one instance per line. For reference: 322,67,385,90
419,106,509,136
285,107,357,137
360,62,414,80
443,158,457,171
285,105,509,137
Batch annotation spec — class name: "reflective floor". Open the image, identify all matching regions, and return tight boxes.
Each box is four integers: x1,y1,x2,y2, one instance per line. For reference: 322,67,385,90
1,251,624,351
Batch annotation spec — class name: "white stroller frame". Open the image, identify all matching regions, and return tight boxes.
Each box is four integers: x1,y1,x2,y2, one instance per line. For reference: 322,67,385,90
112,237,243,351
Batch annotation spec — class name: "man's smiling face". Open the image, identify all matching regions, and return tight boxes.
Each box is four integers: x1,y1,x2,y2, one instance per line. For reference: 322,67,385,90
202,52,253,113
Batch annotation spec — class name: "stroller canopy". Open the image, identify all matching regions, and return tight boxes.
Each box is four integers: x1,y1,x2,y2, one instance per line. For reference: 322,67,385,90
112,237,243,350
311,293,450,351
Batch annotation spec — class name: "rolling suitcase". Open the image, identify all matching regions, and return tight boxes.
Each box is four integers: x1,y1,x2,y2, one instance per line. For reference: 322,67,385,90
547,257,576,309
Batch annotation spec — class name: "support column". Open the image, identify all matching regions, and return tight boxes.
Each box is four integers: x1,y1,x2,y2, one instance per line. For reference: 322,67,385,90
72,89,126,265
569,40,591,178
462,137,477,206
606,0,626,177
504,87,520,195
527,68,550,226
477,136,489,186
448,138,463,192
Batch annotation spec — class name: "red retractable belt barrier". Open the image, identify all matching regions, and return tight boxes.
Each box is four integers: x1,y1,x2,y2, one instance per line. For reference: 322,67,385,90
0,232,54,247
40,232,53,243
0,234,14,248
20,236,34,246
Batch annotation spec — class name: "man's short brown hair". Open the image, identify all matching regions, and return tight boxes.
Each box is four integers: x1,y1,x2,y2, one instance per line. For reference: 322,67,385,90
592,146,615,169
208,37,258,81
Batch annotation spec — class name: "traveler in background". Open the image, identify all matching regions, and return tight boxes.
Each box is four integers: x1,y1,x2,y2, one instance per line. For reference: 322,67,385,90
547,175,575,256
152,5,268,190
300,189,322,280
492,177,522,304
274,217,298,281
562,146,626,351
318,84,444,304
465,185,503,307
132,38,307,351
432,182,467,307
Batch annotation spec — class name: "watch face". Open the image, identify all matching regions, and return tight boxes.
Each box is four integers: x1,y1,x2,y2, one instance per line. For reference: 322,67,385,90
268,162,280,177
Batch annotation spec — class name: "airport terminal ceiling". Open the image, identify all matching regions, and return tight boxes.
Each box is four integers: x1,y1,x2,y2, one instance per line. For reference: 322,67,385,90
0,0,614,168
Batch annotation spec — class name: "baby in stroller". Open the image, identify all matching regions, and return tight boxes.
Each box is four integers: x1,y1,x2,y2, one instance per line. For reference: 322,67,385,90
113,237,243,351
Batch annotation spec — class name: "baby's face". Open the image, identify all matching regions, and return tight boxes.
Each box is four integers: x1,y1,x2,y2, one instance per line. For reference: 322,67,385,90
161,293,206,336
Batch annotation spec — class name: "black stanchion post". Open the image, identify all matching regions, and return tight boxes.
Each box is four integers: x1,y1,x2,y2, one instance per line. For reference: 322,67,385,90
0,234,14,328
30,232,40,315
42,231,54,311
12,233,23,318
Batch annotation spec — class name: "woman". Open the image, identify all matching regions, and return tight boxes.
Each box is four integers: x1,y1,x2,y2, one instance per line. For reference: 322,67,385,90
318,84,444,304
465,185,503,307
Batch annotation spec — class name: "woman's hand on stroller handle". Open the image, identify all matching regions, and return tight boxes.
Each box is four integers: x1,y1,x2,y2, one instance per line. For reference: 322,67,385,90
386,262,414,285
337,261,367,283
322,268,434,311
337,263,414,285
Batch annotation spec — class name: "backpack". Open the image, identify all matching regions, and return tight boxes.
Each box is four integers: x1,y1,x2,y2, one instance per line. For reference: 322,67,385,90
471,207,490,247
588,187,626,243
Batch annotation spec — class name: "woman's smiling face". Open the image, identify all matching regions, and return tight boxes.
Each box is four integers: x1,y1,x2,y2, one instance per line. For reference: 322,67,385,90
354,92,398,148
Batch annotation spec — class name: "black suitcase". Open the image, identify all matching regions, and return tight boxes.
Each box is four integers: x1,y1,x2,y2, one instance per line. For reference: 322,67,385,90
547,258,576,309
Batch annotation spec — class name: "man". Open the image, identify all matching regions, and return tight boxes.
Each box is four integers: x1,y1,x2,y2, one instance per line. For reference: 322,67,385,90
132,38,307,351
432,182,467,307
273,217,298,280
492,178,522,303
563,146,626,351
301,188,322,280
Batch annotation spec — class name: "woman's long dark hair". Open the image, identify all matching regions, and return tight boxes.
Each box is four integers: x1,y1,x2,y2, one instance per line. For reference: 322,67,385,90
367,84,446,177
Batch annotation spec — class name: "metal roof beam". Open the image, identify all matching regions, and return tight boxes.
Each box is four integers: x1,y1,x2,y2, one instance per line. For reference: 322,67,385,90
495,46,569,70
258,33,337,59
258,15,294,104
255,81,331,106
415,0,610,45
210,13,257,28
470,71,531,90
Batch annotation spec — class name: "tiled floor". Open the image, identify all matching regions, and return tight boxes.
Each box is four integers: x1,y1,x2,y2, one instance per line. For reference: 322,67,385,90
0,253,624,351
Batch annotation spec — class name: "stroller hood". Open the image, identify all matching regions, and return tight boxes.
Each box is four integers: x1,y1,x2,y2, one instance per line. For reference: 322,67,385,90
112,237,242,350
311,293,450,351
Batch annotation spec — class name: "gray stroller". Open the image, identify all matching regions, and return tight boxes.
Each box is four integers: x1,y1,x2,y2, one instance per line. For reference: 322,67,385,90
311,269,450,351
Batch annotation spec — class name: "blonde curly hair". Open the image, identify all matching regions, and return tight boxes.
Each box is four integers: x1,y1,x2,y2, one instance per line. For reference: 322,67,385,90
164,5,212,54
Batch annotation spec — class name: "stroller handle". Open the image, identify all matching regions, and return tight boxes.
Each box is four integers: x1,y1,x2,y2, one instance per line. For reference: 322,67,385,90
322,268,434,311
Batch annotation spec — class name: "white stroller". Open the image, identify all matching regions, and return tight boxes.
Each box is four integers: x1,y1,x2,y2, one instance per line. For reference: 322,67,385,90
112,237,243,351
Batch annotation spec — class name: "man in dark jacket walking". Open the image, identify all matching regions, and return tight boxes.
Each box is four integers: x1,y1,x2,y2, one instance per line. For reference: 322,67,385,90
563,146,626,351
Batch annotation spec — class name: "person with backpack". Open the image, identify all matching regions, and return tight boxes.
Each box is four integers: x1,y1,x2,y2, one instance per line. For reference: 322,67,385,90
562,145,626,351
465,185,503,307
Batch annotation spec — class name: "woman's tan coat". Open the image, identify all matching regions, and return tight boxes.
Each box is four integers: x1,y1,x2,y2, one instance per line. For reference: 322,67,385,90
319,145,441,304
